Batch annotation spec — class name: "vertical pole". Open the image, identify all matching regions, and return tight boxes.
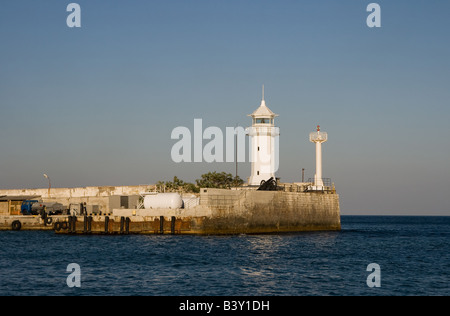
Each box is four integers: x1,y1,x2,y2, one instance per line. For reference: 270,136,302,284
160,216,164,234
44,174,51,198
120,216,125,234
171,216,176,235
235,123,238,183
83,215,87,234
104,216,109,234
125,217,130,234
315,142,323,187
87,216,92,233
68,216,72,233
302,168,305,182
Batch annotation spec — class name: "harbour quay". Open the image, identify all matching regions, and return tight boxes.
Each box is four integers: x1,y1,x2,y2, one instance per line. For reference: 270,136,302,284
0,187,340,235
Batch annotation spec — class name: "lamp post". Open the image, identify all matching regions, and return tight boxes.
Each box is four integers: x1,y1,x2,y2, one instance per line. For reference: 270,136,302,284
43,174,51,198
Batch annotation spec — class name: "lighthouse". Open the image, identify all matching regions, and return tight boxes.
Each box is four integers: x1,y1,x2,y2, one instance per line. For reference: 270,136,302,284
246,86,280,186
309,125,328,190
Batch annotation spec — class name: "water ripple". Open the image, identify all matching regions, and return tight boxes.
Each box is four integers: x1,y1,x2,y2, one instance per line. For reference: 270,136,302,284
0,216,449,296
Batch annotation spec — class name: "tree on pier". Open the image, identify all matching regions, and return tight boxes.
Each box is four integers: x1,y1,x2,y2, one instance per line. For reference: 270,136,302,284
156,172,244,193
195,172,243,189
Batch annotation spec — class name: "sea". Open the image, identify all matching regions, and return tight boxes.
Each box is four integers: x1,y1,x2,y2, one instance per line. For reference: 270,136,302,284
0,216,448,296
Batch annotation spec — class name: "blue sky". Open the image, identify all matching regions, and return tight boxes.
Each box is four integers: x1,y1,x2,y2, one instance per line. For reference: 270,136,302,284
1,0,449,215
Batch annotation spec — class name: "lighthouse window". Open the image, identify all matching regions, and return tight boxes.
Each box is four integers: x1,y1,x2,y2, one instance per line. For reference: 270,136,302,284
257,171,260,175
258,147,260,151
256,118,269,124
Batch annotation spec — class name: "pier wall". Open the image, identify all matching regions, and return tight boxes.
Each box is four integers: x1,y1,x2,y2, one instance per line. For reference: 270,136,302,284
198,189,341,233
111,189,341,234
0,185,152,199
0,187,341,234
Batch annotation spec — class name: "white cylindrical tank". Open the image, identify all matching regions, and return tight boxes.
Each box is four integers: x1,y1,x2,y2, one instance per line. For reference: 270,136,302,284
143,193,183,209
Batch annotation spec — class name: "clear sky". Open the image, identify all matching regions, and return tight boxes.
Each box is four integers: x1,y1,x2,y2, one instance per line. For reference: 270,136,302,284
1,0,449,215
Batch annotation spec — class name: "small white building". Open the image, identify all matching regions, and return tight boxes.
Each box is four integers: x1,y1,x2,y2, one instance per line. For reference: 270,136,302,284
246,88,280,186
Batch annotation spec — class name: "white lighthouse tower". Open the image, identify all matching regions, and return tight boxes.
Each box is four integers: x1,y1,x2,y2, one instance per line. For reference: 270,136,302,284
309,125,328,190
246,86,280,186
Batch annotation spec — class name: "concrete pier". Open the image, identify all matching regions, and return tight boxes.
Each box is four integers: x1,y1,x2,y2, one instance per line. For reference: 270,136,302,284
55,189,341,235
0,188,341,235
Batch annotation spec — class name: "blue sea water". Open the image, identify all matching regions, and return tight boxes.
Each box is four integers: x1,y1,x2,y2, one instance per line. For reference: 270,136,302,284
0,216,448,296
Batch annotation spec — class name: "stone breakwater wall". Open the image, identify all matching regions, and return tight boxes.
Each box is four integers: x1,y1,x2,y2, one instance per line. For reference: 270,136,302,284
194,189,341,234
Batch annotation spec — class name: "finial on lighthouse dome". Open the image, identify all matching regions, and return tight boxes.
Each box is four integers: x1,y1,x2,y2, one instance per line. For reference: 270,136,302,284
248,85,278,119
260,84,266,107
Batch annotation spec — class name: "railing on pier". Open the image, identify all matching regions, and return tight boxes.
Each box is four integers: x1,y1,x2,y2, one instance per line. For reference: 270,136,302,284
279,178,336,193
307,178,332,188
